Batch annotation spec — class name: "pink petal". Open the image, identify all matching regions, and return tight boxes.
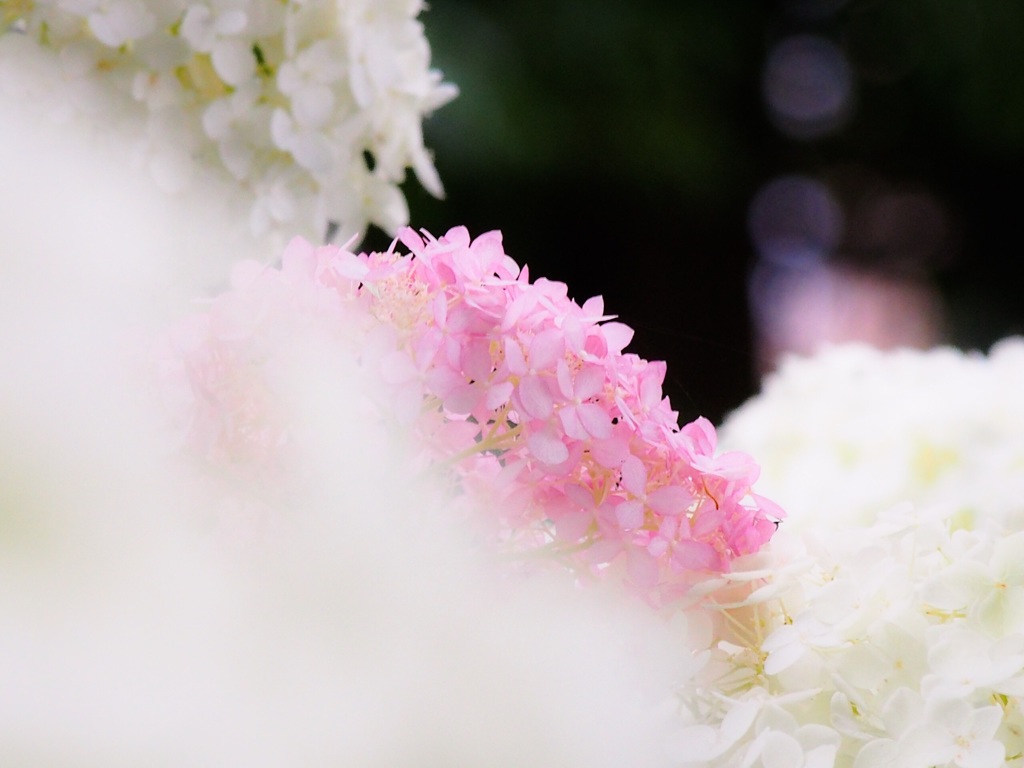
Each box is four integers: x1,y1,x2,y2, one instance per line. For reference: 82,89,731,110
601,322,634,355
590,430,631,468
620,455,647,497
657,516,680,540
692,507,724,539
574,364,605,400
280,236,316,276
647,485,694,516
468,228,504,263
410,331,442,369
529,328,564,370
561,314,585,353
527,428,569,466
750,492,787,522
703,451,760,483
227,259,265,291
502,292,537,332
671,539,722,572
626,547,660,588
495,457,526,488
556,358,574,398
504,337,527,374
581,295,605,318
681,416,717,454
519,376,554,419
554,510,592,542
584,538,624,566
329,250,369,281
638,361,666,407
430,292,448,326
461,339,493,381
577,401,612,439
425,364,464,399
484,381,514,410
398,227,425,253
442,225,471,247
431,419,484,453
647,537,669,559
558,406,587,441
444,383,480,415
615,500,644,530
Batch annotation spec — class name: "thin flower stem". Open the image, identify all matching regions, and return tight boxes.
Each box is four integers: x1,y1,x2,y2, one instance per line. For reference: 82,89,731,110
434,423,524,471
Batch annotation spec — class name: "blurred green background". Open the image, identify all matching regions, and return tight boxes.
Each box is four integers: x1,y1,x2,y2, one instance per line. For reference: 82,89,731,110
382,0,1024,426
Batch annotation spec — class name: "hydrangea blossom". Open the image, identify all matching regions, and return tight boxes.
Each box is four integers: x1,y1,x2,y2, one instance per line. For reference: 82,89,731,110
666,340,1024,767
151,226,783,602
0,0,457,246
718,341,1024,530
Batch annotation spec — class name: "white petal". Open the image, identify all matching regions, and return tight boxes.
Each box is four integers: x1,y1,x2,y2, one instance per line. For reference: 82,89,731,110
760,731,803,768
851,738,899,768
270,108,295,150
215,9,249,37
665,724,725,762
180,5,216,51
219,138,253,180
211,39,255,87
88,1,155,47
959,739,1006,768
202,99,233,139
291,84,336,129
764,640,805,676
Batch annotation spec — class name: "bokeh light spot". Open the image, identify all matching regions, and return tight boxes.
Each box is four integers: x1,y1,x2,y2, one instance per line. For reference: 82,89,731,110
763,34,853,139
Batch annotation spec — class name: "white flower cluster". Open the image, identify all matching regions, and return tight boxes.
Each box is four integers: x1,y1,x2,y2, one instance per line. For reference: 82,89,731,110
718,341,1024,530
0,0,457,247
670,505,1024,768
663,340,1024,768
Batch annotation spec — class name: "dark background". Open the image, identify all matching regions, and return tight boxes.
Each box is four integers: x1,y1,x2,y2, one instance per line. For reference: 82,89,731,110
370,0,1024,426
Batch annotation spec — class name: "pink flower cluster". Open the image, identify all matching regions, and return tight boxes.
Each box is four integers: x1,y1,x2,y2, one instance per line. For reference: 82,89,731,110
156,226,783,601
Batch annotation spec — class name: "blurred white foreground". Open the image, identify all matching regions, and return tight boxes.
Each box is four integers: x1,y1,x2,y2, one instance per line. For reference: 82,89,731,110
0,97,684,766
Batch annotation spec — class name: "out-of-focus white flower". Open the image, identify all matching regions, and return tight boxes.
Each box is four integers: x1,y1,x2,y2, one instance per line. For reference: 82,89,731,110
718,341,1024,531
0,79,683,768
0,0,457,251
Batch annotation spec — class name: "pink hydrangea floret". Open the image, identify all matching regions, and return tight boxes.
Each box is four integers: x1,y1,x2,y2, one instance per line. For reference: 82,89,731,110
155,225,784,603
